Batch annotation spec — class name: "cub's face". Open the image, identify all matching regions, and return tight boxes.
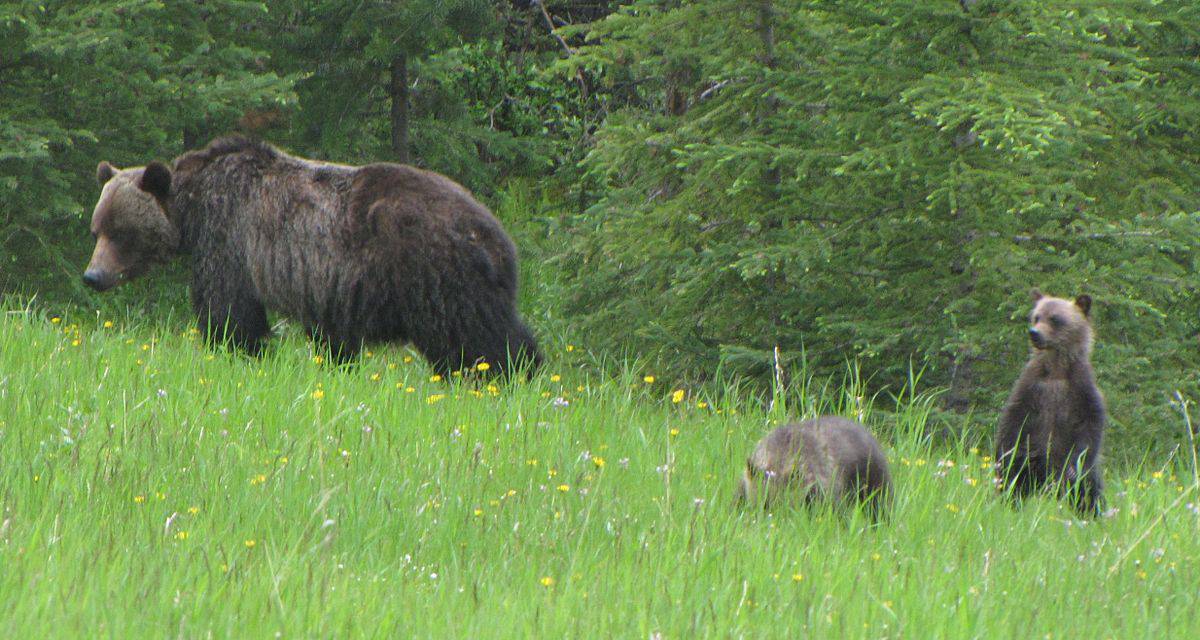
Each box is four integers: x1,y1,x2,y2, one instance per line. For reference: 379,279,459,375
1028,290,1092,352
83,161,178,291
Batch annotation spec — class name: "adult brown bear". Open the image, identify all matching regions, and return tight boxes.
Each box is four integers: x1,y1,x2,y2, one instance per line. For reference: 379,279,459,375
84,137,541,375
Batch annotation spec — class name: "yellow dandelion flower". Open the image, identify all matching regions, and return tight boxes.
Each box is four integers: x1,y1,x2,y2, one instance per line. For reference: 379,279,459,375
430,374,443,382
313,355,324,365
476,362,491,372
945,503,960,513
557,484,570,492
550,374,561,382
452,370,463,377
370,373,381,381
697,401,708,409
566,344,575,352
643,375,655,384
541,391,551,398
250,474,267,485
33,475,39,482
669,428,680,437
489,499,500,507
188,506,200,515
526,459,539,466
134,495,146,503
311,389,325,400
403,356,414,363
871,552,882,561
671,389,685,403
71,339,80,347
103,320,114,328
405,386,415,393
156,492,166,501
576,385,584,392
473,509,484,517
426,394,446,404
280,457,288,465
540,576,555,587
1152,471,1164,480
792,574,803,582
507,489,517,497
366,350,374,358
244,539,256,548
593,457,606,469
388,363,397,370
175,531,189,540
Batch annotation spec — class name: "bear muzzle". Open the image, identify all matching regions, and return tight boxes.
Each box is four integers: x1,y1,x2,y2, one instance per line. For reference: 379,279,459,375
83,236,128,292
82,267,121,292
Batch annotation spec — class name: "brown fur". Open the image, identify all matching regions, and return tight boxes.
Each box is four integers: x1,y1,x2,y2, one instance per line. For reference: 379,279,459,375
995,289,1106,516
83,137,541,375
736,416,891,517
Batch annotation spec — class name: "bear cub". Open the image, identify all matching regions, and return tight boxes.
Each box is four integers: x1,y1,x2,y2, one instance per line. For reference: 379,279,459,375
736,416,891,517
995,290,1106,516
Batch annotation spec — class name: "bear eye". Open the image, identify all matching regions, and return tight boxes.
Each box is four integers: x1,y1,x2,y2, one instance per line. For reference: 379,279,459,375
1050,316,1064,328
1032,314,1040,323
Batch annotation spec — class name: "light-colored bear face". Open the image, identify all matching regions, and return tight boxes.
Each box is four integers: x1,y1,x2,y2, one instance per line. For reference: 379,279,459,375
83,161,178,291
1028,289,1093,355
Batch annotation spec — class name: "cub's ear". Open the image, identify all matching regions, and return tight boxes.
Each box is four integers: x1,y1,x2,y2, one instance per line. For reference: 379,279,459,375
138,161,172,202
1030,288,1044,303
1074,294,1092,317
96,161,116,186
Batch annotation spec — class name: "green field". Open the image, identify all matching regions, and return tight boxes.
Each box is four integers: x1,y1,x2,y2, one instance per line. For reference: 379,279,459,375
1,306,1197,638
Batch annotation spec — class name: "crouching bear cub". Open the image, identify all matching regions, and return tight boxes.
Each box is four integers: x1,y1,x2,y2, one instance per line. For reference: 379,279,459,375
84,137,541,376
995,290,1106,516
737,416,891,517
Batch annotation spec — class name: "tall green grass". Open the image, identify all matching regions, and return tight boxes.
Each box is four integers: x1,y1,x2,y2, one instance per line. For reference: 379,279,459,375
1,304,1197,637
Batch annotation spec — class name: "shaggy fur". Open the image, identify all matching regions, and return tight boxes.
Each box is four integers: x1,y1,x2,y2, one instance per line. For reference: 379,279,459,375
736,416,891,516
85,136,541,375
995,290,1105,516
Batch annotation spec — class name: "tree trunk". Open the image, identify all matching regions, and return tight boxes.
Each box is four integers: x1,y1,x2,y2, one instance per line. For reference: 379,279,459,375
757,0,775,69
390,54,409,164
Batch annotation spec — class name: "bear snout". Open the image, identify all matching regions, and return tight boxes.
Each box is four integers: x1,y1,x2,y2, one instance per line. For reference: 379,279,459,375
1028,327,1045,348
82,268,119,292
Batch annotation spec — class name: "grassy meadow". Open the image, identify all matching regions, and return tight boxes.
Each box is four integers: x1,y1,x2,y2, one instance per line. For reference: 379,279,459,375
1,304,1198,638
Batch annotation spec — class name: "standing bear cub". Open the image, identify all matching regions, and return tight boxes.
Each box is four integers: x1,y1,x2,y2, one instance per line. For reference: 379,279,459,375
84,137,541,375
736,416,891,517
995,290,1106,516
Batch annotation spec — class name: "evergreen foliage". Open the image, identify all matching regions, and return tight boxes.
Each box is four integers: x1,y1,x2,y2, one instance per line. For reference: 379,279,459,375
0,0,293,292
560,0,1200,435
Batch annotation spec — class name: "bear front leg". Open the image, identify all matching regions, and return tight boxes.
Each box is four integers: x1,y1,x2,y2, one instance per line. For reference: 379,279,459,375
995,395,1041,501
191,277,269,355
307,325,361,365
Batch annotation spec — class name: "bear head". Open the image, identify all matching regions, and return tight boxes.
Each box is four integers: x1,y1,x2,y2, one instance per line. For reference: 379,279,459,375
1027,289,1093,356
83,161,179,291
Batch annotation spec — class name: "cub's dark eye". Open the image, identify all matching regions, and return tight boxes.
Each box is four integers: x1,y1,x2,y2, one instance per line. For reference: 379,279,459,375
1050,316,1064,328
1032,314,1040,323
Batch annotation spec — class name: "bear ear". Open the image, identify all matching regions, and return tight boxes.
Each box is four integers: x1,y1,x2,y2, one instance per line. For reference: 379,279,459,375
138,161,172,202
1030,288,1044,303
1074,294,1092,317
97,161,116,186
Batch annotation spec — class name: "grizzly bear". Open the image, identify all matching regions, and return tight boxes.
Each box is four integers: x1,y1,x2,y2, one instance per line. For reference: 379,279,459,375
736,416,891,516
995,290,1105,516
84,137,541,375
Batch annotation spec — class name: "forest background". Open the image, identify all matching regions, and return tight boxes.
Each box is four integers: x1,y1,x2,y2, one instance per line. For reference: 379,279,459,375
2,0,1197,458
